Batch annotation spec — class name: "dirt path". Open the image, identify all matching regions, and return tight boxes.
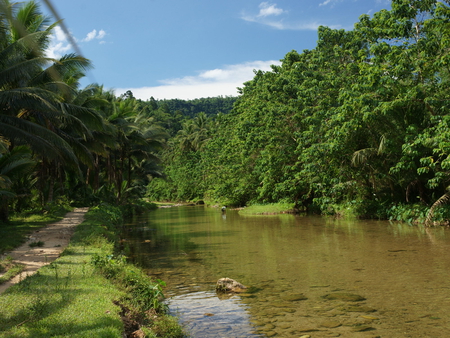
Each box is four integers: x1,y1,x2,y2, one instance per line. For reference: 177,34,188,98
0,207,89,294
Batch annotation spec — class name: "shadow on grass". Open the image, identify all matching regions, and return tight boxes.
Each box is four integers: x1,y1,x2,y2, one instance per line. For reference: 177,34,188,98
0,288,81,332
24,316,121,337
0,276,121,336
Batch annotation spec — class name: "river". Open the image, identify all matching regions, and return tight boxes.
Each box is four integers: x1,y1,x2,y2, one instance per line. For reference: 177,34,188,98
122,205,450,337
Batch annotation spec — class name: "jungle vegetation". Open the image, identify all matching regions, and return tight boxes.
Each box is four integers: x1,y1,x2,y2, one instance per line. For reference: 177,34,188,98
0,0,171,222
2,0,450,225
148,0,450,225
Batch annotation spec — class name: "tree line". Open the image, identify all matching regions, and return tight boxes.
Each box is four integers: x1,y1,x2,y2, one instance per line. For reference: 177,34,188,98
0,0,170,221
3,0,450,225
0,0,237,223
148,0,450,225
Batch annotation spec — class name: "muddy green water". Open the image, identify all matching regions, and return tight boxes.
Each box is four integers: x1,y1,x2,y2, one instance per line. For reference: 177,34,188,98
123,206,450,337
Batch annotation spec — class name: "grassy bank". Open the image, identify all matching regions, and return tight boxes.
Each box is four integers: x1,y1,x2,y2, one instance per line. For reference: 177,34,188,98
0,204,186,338
238,202,296,215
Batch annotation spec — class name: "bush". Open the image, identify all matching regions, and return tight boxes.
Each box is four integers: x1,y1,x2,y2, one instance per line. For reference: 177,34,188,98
387,204,428,224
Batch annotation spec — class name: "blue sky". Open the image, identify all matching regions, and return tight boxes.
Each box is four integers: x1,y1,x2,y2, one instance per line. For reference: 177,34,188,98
43,0,391,100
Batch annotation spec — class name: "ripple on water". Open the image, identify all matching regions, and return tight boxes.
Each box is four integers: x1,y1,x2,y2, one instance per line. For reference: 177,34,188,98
166,291,263,338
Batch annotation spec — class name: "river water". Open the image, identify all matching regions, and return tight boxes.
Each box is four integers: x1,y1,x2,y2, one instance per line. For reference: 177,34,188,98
122,206,450,337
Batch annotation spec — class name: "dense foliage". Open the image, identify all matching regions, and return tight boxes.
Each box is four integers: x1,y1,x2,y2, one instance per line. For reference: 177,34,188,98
0,0,169,221
3,0,450,225
156,96,236,119
148,0,450,224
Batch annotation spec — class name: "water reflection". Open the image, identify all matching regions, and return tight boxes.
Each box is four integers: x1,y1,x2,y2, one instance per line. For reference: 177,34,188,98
168,291,261,337
123,206,450,337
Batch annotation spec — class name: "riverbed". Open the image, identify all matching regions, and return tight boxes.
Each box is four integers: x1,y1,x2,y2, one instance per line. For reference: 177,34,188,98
123,206,450,337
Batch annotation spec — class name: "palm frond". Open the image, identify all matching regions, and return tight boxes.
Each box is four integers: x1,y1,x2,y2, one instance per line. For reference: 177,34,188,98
351,147,376,166
59,102,105,131
0,55,51,88
0,115,79,168
425,190,450,226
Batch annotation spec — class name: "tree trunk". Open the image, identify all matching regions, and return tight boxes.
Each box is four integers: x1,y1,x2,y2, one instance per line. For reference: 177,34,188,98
0,197,9,223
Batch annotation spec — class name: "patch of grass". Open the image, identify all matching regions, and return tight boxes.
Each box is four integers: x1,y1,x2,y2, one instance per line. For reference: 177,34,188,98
239,202,295,215
28,241,44,248
0,256,25,285
143,315,186,338
0,225,124,337
0,264,24,284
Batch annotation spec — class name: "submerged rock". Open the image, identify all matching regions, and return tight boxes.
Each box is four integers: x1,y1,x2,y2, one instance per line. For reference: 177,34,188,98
216,278,247,293
340,305,376,313
320,320,342,328
322,293,366,302
352,325,375,332
281,293,308,301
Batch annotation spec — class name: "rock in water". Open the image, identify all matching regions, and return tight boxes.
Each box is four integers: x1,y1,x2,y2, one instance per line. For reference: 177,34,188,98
322,293,366,302
216,278,247,292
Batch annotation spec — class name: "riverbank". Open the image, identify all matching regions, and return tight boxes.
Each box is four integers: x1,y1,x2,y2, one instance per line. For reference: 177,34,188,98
0,204,186,338
237,202,296,215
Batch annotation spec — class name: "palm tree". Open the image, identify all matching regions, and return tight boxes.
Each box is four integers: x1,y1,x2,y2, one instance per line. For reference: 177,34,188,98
0,145,36,222
175,112,210,152
0,1,80,164
0,0,105,207
98,96,166,204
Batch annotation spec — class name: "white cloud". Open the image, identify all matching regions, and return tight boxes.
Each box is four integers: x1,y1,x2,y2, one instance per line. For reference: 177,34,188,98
46,26,72,59
241,2,336,30
257,2,285,17
46,26,107,58
319,0,332,6
114,60,282,100
319,0,344,7
82,29,107,42
85,30,96,42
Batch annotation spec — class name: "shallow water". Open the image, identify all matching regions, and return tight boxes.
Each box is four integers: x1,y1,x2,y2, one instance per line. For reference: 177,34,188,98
123,206,450,337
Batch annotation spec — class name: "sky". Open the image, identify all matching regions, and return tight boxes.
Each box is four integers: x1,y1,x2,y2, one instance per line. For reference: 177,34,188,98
42,0,392,101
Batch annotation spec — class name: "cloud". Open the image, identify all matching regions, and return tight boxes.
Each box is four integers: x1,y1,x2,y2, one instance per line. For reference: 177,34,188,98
257,2,285,17
46,26,72,59
319,0,345,7
46,27,107,58
82,29,107,42
240,2,335,30
319,0,333,6
114,60,282,100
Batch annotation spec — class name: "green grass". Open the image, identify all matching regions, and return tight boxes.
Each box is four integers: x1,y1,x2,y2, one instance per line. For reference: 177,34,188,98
0,231,124,337
0,204,186,338
238,202,295,215
28,241,45,248
0,257,25,284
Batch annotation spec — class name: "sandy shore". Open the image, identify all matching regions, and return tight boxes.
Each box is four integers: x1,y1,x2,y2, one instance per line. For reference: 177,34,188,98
0,207,89,294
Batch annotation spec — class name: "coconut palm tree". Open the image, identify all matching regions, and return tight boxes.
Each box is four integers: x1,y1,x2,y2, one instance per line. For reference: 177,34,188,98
0,144,36,222
0,0,80,164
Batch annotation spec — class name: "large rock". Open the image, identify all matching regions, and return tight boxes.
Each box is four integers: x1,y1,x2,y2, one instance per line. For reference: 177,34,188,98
216,278,247,293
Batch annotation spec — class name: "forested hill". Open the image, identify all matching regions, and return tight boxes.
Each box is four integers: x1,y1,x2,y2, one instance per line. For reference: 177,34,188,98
130,95,237,136
139,96,237,118
159,96,237,117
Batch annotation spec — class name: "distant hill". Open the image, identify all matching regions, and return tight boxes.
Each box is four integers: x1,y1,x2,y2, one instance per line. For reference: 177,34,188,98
156,96,237,118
